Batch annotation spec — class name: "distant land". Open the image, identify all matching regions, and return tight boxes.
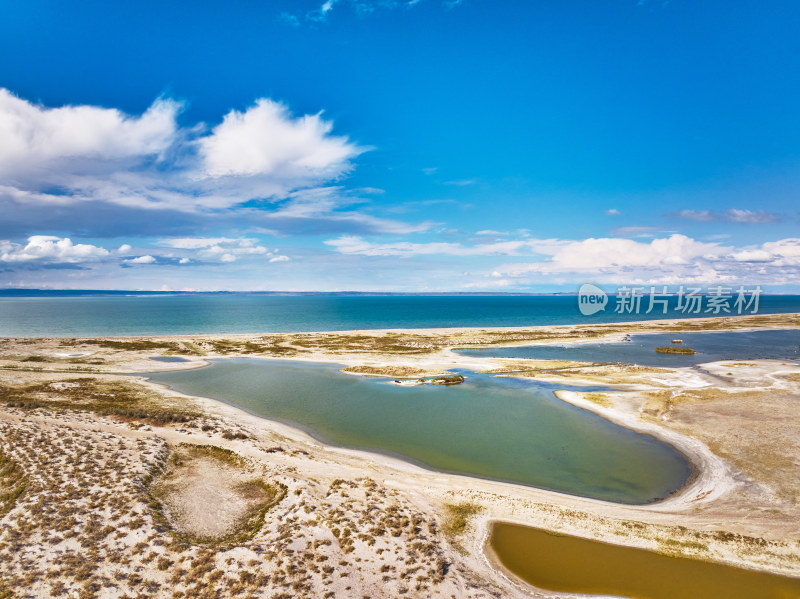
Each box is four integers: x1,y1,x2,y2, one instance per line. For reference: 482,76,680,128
2,289,799,298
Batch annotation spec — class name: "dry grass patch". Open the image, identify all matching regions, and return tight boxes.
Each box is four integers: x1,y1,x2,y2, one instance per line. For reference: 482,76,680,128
1,376,198,425
0,450,26,519
655,346,696,354
149,444,285,544
582,392,612,408
441,502,483,538
340,365,436,378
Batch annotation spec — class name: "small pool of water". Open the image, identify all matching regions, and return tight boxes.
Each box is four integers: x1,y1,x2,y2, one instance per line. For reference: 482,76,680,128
457,329,800,367
145,359,691,504
489,522,800,599
149,356,190,363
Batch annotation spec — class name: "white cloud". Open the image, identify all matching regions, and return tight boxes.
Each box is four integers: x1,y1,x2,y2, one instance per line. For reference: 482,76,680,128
0,89,432,240
161,237,284,264
269,255,290,263
325,232,800,286
676,209,715,221
730,249,773,262
605,208,620,216
179,257,190,264
117,244,132,253
164,237,254,250
262,186,433,234
725,209,779,223
198,99,362,179
325,235,549,257
0,89,179,178
507,234,725,274
489,235,800,285
760,238,800,266
674,208,780,223
0,236,109,263
0,90,379,221
611,226,661,237
126,255,156,264
300,0,434,24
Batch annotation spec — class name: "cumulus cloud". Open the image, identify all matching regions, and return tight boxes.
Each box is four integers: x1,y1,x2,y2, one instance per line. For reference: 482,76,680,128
164,237,252,250
198,99,362,179
0,89,178,178
0,236,109,263
490,235,800,285
0,89,431,241
161,237,291,264
495,234,726,275
326,232,800,286
0,90,374,214
126,255,156,264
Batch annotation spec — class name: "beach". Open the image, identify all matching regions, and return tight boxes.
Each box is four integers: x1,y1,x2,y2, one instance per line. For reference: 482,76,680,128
1,312,800,597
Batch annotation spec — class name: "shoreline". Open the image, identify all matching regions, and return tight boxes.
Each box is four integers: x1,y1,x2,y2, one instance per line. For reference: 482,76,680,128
3,313,800,596
128,345,797,582
4,310,800,342
139,358,695,508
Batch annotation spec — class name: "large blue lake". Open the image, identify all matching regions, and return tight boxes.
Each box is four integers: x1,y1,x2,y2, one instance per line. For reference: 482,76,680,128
1,293,799,337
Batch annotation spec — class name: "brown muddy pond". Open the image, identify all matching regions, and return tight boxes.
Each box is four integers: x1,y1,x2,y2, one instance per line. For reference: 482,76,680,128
489,522,800,599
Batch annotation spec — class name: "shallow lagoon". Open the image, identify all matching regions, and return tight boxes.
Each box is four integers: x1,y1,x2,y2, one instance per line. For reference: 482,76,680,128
146,359,691,504
457,329,800,367
490,522,800,599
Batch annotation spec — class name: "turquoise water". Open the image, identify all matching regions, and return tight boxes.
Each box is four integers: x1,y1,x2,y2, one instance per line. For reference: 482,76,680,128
145,359,691,504
1,293,800,336
458,329,800,367
149,356,190,363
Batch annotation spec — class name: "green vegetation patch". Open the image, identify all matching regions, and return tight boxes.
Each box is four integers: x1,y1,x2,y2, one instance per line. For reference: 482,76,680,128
431,374,465,385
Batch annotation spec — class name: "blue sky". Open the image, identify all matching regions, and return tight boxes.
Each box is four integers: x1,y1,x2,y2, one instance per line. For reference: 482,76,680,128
0,0,799,291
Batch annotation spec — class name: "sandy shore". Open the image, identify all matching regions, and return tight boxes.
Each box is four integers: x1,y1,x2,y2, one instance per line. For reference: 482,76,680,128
1,312,800,597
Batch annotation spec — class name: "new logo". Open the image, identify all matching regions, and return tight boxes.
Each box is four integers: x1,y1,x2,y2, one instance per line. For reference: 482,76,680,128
578,283,608,315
